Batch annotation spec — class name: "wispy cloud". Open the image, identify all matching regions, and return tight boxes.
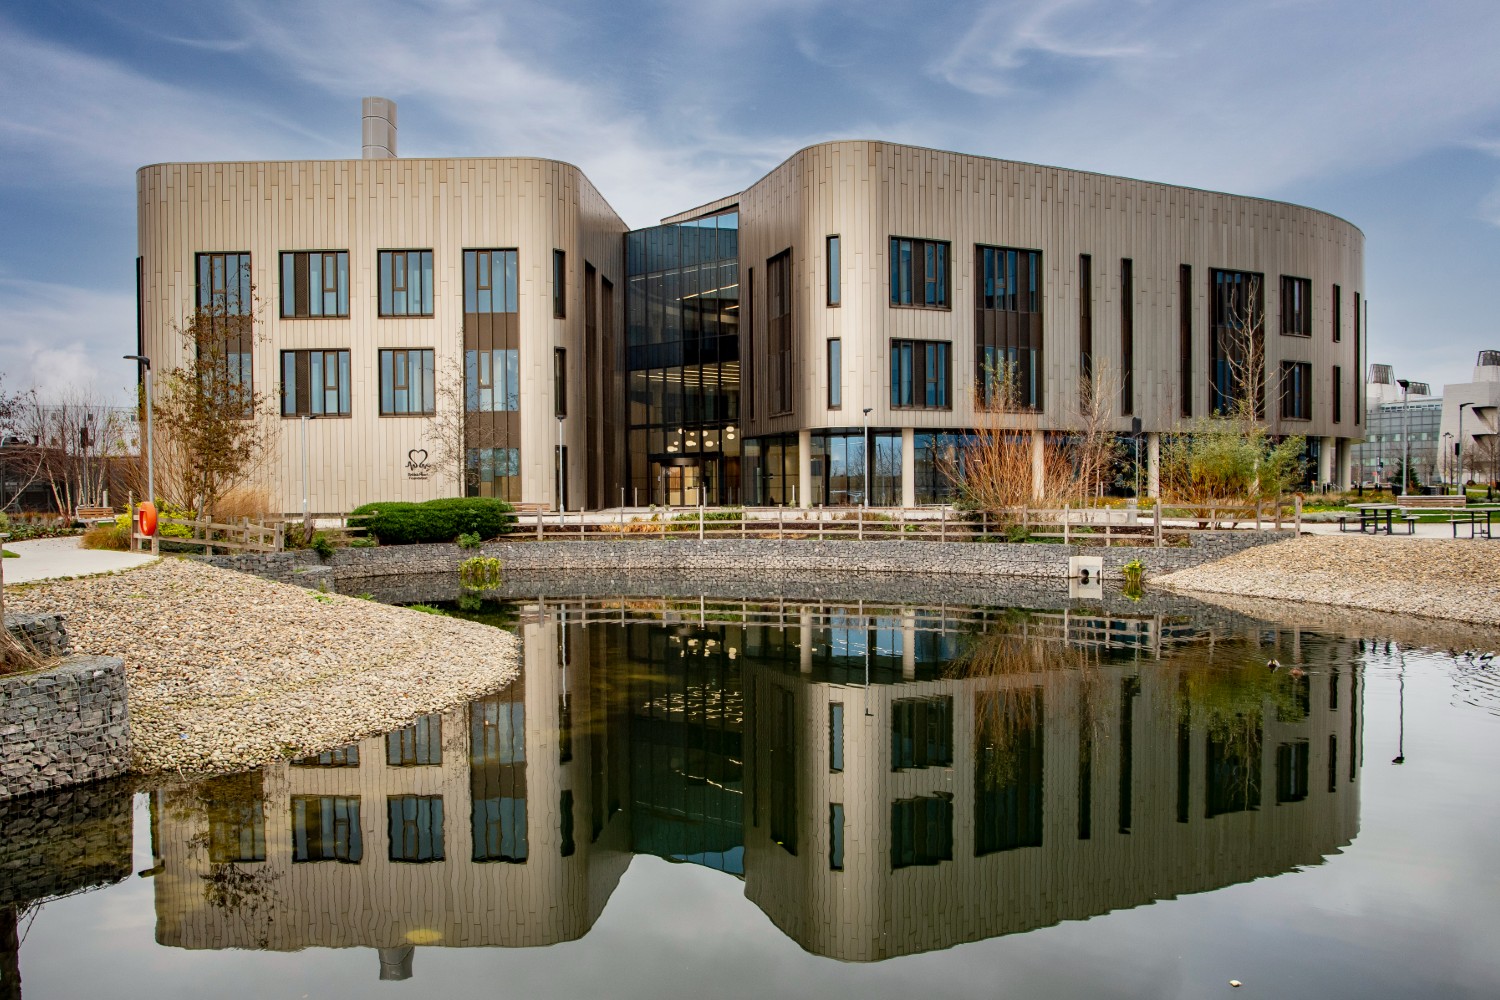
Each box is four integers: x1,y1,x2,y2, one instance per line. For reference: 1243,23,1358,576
0,277,137,401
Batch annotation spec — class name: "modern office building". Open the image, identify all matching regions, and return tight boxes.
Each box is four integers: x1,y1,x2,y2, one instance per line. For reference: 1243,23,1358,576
1351,353,1500,488
136,100,1366,512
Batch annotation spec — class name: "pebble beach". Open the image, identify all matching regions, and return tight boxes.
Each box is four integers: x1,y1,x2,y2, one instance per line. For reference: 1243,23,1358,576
8,558,520,775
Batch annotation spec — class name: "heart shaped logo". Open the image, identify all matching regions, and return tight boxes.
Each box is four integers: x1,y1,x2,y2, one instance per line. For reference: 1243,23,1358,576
408,449,429,466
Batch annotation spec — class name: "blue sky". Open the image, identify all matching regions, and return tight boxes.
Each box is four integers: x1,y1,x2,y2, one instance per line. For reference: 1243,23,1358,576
3,0,1499,403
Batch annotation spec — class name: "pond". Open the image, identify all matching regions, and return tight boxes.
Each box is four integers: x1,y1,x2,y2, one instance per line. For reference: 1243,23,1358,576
4,577,1500,999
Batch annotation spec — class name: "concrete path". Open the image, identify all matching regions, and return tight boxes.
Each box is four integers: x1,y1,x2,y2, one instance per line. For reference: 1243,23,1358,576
1,536,157,584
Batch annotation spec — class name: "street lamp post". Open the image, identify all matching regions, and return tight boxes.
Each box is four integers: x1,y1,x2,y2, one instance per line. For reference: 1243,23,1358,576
556,415,564,513
1396,379,1411,495
862,407,873,510
122,355,154,508
300,413,318,539
1443,432,1454,488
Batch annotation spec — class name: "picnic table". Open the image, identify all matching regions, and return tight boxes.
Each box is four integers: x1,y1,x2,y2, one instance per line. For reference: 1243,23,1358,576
1349,503,1401,535
1427,506,1500,539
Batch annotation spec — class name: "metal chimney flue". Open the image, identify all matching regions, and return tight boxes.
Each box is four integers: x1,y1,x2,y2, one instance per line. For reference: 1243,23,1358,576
362,97,398,159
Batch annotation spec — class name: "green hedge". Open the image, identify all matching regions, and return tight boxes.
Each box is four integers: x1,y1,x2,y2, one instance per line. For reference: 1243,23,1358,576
349,497,516,545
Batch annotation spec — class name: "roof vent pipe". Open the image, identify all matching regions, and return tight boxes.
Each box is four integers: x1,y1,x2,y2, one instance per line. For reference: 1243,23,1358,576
362,97,397,159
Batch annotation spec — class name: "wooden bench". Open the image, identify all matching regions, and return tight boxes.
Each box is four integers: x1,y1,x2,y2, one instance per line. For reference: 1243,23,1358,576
74,506,115,524
1398,495,1466,508
1402,515,1419,534
510,502,548,515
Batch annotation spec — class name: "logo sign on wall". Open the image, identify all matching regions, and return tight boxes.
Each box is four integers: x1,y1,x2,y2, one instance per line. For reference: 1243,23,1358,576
406,448,431,480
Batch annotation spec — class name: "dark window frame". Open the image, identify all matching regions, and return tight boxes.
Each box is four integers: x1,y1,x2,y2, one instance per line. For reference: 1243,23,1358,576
827,338,842,409
554,347,567,418
553,249,566,319
889,237,950,309
379,348,435,416
890,339,951,410
281,348,352,418
826,235,841,307
1280,275,1313,337
280,250,350,319
1332,365,1343,424
1121,258,1134,415
1280,360,1312,421
379,249,435,317
1332,284,1342,343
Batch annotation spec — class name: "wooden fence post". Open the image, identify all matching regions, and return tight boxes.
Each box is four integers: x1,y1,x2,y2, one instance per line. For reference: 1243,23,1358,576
1063,503,1070,546
1154,499,1163,547
1294,494,1302,534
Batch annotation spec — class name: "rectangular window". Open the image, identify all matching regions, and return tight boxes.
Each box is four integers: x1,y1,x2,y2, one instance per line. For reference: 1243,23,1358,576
555,347,567,418
1332,365,1343,424
1354,292,1362,425
891,793,953,869
1121,258,1134,415
829,703,844,772
1281,276,1312,336
379,250,434,317
1079,253,1093,399
560,789,575,857
553,249,566,318
891,696,953,770
471,693,528,863
197,251,253,316
890,340,950,409
387,713,442,766
829,803,845,871
464,249,518,314
976,688,1044,855
291,795,363,863
292,745,359,767
889,237,949,308
466,348,520,411
280,251,349,318
281,349,351,417
379,348,435,415
826,235,841,306
195,252,254,403
1281,361,1312,420
827,338,842,409
1276,741,1310,803
768,250,794,414
466,447,521,501
1332,284,1342,342
1180,264,1193,418
976,245,1043,410
202,774,266,863
388,795,445,863
1210,269,1266,416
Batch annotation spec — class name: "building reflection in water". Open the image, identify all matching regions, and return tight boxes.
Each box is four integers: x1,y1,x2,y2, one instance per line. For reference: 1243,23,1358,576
149,599,1363,974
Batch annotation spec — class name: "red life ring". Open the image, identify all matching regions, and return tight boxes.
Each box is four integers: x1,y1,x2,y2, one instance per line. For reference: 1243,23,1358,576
138,501,158,537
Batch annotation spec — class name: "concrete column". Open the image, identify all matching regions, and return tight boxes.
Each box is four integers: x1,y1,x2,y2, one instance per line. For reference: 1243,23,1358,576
798,428,812,508
800,610,814,674
902,613,916,679
1147,432,1161,498
1318,436,1335,488
1031,431,1046,500
901,427,916,507
1337,439,1353,490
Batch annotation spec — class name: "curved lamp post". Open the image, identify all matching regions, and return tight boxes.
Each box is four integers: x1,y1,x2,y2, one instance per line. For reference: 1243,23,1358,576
123,355,154,508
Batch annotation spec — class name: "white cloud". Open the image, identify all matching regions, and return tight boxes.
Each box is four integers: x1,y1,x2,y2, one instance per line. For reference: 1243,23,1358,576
0,277,138,403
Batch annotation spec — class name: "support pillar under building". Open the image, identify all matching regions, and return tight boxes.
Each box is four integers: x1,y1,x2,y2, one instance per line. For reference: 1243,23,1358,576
1147,432,1161,498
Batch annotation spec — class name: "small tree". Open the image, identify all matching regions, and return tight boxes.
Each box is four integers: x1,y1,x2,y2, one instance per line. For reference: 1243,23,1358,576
4,385,129,515
151,296,274,515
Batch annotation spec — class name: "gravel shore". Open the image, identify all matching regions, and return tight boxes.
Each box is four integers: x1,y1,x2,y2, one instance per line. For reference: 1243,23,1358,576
1155,535,1500,627
9,558,520,775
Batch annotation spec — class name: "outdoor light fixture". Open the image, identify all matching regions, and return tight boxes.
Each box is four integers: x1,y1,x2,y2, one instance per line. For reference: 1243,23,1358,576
122,355,154,508
862,407,873,510
1396,379,1412,495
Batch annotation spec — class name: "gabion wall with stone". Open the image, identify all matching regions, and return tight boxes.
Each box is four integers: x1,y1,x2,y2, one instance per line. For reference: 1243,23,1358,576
3,612,72,659
199,529,1286,585
0,648,129,801
0,778,133,907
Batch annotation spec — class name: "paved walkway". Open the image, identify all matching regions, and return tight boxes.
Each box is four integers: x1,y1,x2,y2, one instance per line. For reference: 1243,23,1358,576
1,536,157,584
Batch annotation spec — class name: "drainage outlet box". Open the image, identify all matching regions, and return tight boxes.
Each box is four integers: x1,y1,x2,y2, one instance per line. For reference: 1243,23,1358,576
1068,555,1104,581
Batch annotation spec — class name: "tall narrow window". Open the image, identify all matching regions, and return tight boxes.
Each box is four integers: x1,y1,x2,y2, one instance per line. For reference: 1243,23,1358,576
1354,292,1362,425
889,237,949,308
1210,269,1266,416
1332,284,1342,343
768,250,794,414
292,795,363,863
553,249,566,318
1281,276,1312,336
1179,264,1193,418
281,251,349,318
976,245,1043,410
387,795,445,863
829,803,845,871
826,235,841,306
554,347,567,417
387,714,442,765
281,349,351,416
466,348,520,411
379,250,434,316
1120,258,1134,415
379,349,435,415
827,338,842,409
829,703,844,772
560,789,576,858
1332,365,1343,424
195,252,254,401
1079,253,1092,408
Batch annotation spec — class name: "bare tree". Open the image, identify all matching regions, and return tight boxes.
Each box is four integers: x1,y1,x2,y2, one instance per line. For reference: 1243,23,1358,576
422,341,473,497
150,292,275,515
5,386,131,515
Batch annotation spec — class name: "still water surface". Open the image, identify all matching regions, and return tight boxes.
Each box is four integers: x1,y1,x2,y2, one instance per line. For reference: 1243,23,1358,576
5,587,1500,998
